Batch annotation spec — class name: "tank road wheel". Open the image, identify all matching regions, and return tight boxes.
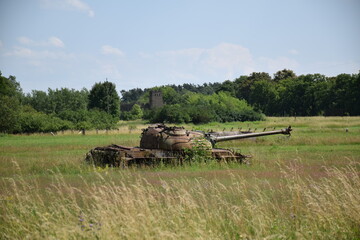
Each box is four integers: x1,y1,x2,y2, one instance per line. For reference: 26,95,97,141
118,152,128,169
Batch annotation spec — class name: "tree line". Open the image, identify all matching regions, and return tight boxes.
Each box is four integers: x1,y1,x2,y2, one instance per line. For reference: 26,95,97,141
122,69,360,118
1,71,120,134
1,69,359,133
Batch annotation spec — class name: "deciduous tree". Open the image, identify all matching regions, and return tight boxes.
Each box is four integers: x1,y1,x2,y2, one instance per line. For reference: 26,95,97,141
88,81,120,118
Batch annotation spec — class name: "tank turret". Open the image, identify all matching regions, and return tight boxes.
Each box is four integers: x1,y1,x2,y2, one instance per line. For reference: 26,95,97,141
140,124,211,151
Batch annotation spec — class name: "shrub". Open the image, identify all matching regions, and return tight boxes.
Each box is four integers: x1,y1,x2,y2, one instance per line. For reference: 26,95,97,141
121,104,143,120
145,92,263,124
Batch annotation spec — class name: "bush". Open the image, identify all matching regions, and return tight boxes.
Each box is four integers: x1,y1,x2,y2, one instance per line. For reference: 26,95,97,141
121,104,143,121
148,104,191,123
144,92,263,124
188,105,218,124
17,109,73,133
12,107,117,133
57,109,117,130
87,110,117,129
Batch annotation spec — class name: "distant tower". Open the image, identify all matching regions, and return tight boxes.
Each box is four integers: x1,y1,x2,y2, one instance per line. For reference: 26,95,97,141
149,90,164,109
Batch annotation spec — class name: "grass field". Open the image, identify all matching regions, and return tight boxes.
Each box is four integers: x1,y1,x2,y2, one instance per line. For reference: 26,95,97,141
1,117,360,239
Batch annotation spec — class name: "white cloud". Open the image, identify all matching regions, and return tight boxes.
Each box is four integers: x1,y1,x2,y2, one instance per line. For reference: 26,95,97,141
157,48,204,67
3,44,77,78
155,43,255,80
0,40,3,49
289,49,299,55
4,46,75,63
17,36,65,48
48,37,65,48
18,37,33,45
41,0,94,17
5,47,33,57
154,43,302,78
66,0,94,17
101,45,124,56
101,64,122,80
202,43,255,76
258,56,299,73
138,52,152,59
158,48,204,58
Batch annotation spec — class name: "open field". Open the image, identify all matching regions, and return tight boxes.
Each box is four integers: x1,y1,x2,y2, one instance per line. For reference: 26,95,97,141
1,117,360,239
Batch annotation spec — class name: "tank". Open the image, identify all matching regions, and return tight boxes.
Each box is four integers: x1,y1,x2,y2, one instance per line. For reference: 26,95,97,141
85,124,292,167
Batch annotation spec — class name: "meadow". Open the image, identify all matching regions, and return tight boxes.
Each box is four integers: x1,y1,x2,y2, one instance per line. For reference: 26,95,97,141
0,117,359,239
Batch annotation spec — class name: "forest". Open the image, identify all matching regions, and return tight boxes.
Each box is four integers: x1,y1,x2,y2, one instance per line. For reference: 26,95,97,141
1,69,359,134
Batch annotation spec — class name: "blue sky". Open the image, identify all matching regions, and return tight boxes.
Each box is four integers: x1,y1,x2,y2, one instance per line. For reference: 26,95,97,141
1,0,359,94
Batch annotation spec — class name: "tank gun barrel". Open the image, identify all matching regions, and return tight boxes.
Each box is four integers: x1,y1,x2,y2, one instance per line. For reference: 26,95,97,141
206,126,292,147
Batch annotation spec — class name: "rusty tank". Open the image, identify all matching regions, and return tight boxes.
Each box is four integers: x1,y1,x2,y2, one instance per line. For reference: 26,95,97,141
85,124,292,167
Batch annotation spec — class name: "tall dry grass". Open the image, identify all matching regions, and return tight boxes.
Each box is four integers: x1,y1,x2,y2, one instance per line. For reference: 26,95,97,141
1,161,359,239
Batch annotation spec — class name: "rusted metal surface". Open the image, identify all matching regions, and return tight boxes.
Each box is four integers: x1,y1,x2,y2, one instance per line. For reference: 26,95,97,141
140,125,211,151
207,126,292,147
85,124,292,167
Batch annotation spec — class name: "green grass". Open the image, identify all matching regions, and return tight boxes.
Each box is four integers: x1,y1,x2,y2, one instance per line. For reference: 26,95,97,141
1,116,360,239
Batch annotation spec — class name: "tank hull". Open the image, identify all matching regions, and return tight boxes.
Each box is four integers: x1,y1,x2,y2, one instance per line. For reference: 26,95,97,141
85,144,247,167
